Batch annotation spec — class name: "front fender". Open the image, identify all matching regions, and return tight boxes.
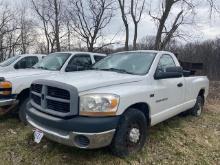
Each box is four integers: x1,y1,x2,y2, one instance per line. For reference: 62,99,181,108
79,81,153,116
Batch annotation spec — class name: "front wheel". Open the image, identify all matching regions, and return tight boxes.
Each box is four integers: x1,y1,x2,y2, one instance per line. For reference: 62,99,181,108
110,108,148,157
18,97,30,125
191,96,204,117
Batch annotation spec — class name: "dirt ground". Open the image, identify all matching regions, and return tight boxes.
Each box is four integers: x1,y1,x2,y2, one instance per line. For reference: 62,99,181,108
0,82,219,165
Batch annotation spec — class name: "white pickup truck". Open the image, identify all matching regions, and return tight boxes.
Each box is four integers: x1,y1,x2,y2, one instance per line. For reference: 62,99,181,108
26,50,209,157
0,54,46,72
0,52,106,121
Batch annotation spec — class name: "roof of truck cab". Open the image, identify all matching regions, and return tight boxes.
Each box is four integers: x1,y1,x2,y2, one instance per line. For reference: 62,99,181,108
19,54,46,57
51,52,106,56
113,50,173,55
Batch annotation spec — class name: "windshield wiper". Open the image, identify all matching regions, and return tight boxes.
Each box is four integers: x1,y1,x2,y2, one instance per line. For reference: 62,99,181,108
93,68,135,75
36,66,49,70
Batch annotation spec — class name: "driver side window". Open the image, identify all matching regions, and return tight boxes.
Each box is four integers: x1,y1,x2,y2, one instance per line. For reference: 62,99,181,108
157,54,176,73
65,54,92,72
14,56,39,69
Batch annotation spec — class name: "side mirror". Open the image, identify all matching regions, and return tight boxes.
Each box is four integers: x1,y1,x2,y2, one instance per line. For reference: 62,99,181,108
65,65,78,72
154,66,183,80
66,65,88,72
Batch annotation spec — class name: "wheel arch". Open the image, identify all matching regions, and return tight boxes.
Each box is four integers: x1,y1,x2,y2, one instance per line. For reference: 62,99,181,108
198,88,205,104
17,88,30,105
123,102,151,127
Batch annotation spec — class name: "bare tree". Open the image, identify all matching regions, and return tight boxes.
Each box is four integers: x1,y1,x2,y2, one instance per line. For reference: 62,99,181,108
149,0,220,50
66,20,72,51
17,7,37,54
54,0,61,51
30,0,64,53
206,0,220,16
68,0,115,52
0,2,20,61
149,0,188,50
118,0,129,51
130,0,145,50
31,0,53,53
173,38,220,80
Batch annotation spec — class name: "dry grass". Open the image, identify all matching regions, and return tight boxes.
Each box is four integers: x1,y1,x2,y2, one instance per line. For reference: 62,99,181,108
0,82,219,165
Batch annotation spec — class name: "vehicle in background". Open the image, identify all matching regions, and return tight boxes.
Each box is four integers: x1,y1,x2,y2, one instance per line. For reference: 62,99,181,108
26,50,209,157
0,54,46,72
0,52,106,122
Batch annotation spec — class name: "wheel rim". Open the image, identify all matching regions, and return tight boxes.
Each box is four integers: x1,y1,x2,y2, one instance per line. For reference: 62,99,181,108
196,102,202,116
129,128,140,143
126,123,142,150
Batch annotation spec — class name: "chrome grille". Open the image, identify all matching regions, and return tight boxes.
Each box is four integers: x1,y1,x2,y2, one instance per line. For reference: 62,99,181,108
47,86,70,100
31,93,41,105
31,84,42,93
47,99,70,113
30,81,78,117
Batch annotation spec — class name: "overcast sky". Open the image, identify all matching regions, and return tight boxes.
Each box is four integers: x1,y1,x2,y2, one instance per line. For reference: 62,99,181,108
6,0,220,46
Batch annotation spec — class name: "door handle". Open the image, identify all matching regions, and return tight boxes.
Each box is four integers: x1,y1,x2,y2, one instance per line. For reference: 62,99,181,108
177,83,183,87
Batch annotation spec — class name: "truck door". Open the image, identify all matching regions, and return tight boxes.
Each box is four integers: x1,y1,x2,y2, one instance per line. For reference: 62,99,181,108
151,54,185,122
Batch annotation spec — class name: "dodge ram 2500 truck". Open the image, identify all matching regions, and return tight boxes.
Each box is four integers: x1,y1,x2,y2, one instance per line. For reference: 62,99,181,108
26,50,209,157
0,52,106,122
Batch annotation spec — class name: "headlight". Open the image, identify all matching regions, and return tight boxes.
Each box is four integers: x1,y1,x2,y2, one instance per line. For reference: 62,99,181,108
80,94,120,116
0,81,12,96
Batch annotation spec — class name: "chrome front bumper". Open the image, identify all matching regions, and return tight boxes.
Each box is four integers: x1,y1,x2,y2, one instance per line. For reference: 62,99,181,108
0,98,18,115
0,99,17,107
27,115,116,149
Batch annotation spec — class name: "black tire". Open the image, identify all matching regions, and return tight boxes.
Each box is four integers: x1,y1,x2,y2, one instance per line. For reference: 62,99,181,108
191,96,204,117
18,97,30,125
110,108,148,157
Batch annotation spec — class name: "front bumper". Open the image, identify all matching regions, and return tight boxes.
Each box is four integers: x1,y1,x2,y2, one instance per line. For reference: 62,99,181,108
26,106,120,149
0,99,17,106
0,97,18,115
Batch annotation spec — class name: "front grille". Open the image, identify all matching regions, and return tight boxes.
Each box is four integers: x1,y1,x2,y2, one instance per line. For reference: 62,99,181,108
31,93,41,105
31,84,42,93
29,80,79,118
47,86,70,100
47,99,70,113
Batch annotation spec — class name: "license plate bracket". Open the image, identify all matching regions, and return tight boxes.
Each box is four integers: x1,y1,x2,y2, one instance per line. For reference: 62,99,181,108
33,129,44,144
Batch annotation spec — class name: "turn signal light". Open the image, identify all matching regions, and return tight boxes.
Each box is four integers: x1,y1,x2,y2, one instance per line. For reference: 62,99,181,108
0,81,12,95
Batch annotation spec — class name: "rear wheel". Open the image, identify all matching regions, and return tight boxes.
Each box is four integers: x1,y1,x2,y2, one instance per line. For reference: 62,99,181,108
18,97,30,125
110,108,148,157
191,96,204,117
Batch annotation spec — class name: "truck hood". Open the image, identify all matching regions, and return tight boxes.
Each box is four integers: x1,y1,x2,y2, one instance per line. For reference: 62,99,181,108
0,66,10,72
1,69,54,79
45,70,144,92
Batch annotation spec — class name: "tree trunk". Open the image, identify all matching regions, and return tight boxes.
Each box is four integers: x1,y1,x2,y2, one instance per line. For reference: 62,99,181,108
133,23,138,50
154,0,174,50
88,44,94,52
118,0,129,51
125,23,129,51
67,23,71,51
21,30,27,54
0,35,3,62
54,0,61,52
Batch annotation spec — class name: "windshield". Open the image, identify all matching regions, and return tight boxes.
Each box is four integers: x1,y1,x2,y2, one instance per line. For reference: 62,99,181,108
34,53,71,71
93,52,156,75
0,56,20,67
